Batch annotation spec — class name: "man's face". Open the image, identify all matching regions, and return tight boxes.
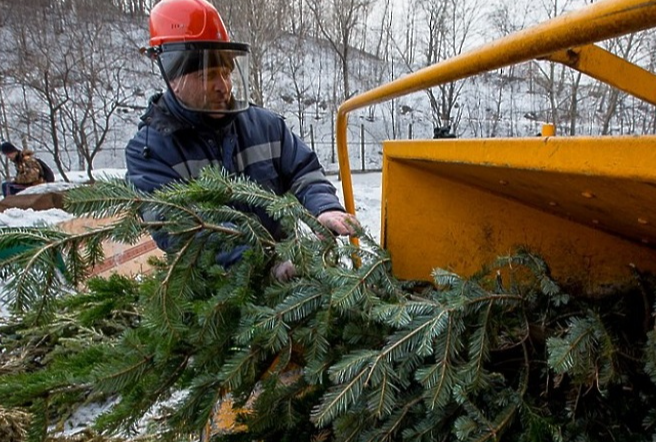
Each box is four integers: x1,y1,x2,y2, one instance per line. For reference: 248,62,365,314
4,151,17,161
169,66,233,118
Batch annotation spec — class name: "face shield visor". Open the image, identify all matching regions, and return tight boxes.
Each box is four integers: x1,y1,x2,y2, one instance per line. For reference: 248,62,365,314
149,42,250,114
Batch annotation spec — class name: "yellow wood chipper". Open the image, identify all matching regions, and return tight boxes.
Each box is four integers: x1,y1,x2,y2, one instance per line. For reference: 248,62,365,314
337,0,656,296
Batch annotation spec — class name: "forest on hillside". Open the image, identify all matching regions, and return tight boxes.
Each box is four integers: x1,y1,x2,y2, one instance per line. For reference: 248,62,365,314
0,0,655,181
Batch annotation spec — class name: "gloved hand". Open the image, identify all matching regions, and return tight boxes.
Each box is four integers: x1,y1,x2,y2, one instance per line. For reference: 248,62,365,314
317,210,360,236
271,260,297,282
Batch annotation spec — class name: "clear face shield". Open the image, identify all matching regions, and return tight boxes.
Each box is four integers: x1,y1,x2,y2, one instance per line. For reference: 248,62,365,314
149,42,250,115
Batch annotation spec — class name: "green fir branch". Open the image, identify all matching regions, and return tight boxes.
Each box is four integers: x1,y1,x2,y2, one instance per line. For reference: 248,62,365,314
311,365,368,427
3,171,656,442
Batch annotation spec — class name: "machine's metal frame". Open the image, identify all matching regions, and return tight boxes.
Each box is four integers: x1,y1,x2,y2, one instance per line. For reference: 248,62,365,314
335,0,656,291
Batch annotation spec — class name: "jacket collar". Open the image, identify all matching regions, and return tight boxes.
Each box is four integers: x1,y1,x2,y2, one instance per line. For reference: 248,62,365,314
140,91,238,135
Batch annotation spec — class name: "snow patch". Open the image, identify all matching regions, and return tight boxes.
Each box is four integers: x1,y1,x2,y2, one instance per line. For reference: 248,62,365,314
0,208,74,227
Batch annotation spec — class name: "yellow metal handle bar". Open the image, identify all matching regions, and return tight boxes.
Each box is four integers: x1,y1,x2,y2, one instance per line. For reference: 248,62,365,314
336,0,656,216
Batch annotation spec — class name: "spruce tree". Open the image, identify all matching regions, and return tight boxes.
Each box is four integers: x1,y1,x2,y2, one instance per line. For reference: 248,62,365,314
0,168,656,442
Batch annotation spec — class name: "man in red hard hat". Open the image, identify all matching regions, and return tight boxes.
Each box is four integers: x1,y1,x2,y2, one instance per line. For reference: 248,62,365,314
145,0,249,115
125,0,358,281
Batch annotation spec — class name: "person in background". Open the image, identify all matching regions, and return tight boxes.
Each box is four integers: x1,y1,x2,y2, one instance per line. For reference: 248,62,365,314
0,141,46,197
125,0,359,281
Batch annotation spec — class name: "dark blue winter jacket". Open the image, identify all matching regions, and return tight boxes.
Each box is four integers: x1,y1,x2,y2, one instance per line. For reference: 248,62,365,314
125,92,344,265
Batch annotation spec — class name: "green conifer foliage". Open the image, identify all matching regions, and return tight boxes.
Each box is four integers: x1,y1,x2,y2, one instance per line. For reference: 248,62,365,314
0,168,655,442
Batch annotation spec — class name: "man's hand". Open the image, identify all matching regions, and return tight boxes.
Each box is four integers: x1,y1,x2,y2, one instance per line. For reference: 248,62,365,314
272,260,297,282
317,210,360,236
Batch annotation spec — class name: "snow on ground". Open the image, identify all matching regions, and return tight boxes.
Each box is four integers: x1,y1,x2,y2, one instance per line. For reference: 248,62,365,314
0,169,382,234
329,172,382,241
0,169,129,228
16,168,127,195
0,207,73,227
18,182,81,195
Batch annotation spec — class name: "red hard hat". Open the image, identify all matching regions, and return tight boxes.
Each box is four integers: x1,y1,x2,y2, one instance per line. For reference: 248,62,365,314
149,0,229,47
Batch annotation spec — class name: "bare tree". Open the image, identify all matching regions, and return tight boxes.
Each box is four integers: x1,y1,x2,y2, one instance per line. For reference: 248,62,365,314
593,32,646,135
4,1,138,180
288,0,308,35
217,0,289,107
307,0,374,102
486,0,539,136
401,2,417,67
118,0,154,16
529,0,582,130
285,37,314,138
415,0,484,132
364,0,393,94
462,73,504,138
